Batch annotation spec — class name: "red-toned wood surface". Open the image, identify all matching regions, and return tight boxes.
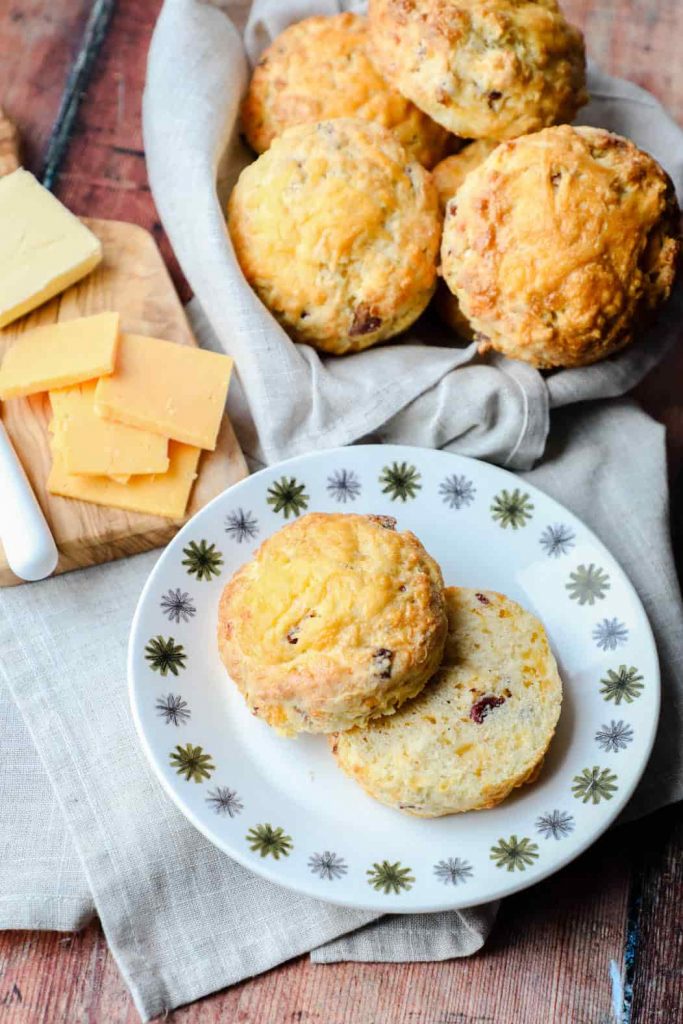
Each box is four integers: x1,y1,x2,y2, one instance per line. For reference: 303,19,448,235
0,1,682,1022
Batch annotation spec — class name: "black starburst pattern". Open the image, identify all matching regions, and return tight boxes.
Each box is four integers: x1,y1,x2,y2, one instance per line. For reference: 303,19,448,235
433,857,473,885
155,693,191,726
326,469,361,504
595,720,634,753
225,508,259,543
308,851,348,880
206,786,244,818
592,618,628,651
160,588,196,624
535,810,575,840
438,474,476,510
539,523,575,558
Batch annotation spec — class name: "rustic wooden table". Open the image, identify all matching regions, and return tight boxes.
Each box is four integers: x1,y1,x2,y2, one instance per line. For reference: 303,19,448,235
0,2,681,1021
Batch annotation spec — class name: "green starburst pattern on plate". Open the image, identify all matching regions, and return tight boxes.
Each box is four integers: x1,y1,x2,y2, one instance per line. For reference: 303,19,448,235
246,824,293,859
182,539,223,581
600,665,644,705
366,860,415,894
490,489,534,529
169,743,215,783
566,563,610,605
266,477,309,519
145,635,187,676
378,462,422,502
490,835,539,871
572,766,618,804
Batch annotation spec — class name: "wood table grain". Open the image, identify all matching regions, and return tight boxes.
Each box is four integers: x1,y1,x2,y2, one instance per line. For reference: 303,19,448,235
0,1,681,1021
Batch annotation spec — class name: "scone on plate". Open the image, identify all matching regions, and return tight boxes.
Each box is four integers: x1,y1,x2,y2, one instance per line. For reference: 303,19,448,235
241,12,450,168
331,587,563,817
441,125,681,368
217,512,448,736
228,118,441,355
368,0,587,141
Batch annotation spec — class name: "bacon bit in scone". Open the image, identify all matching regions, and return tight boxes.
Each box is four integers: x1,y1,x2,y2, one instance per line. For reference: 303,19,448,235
367,514,397,530
475,592,490,605
399,584,407,592
470,695,505,723
373,648,394,679
330,736,339,755
488,90,503,108
350,304,382,336
447,199,457,217
286,627,300,644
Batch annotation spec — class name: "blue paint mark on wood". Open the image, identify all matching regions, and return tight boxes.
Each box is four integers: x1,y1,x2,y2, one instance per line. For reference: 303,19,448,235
41,0,116,190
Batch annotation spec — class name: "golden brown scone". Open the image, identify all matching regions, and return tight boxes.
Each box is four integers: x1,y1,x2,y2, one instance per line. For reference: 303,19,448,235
217,512,448,736
241,13,450,168
432,140,499,211
368,0,588,141
432,140,499,340
228,118,441,355
441,126,681,368
331,587,562,816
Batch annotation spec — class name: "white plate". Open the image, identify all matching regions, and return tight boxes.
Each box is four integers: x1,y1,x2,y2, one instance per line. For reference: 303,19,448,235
129,446,659,911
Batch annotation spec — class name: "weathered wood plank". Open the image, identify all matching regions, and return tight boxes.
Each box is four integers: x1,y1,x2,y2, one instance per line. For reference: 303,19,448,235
50,0,188,300
628,808,683,1024
0,0,91,171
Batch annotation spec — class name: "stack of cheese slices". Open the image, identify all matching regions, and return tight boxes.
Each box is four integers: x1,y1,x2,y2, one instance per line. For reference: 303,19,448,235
0,169,233,520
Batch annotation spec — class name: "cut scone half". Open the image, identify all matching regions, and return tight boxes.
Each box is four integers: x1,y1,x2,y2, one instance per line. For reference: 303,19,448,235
331,586,562,816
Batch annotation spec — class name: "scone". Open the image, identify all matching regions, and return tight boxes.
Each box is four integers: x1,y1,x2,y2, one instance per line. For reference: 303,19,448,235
432,140,499,211
241,13,450,168
331,587,562,816
217,512,448,736
432,140,499,338
228,118,441,355
441,126,681,368
368,0,587,140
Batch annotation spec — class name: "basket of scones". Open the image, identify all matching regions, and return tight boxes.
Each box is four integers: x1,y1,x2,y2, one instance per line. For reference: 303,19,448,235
226,1,681,370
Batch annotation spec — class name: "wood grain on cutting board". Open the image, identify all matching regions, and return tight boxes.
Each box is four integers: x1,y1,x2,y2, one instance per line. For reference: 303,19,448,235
0,218,247,587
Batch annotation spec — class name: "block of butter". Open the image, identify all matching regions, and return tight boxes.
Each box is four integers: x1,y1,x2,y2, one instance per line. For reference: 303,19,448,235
50,381,169,477
95,333,233,451
0,169,102,329
0,311,119,399
47,440,201,520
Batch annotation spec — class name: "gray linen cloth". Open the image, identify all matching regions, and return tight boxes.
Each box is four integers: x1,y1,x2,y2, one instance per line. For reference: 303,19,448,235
1,0,682,1019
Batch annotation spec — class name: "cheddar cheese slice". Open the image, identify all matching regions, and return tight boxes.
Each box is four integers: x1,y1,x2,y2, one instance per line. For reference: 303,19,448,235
0,312,119,399
49,382,169,477
94,333,233,451
0,169,102,329
47,440,201,520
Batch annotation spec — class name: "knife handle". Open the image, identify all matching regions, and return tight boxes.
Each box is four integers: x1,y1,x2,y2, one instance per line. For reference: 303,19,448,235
0,419,58,581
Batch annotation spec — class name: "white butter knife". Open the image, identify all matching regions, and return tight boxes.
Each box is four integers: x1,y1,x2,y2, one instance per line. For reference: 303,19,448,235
0,417,58,581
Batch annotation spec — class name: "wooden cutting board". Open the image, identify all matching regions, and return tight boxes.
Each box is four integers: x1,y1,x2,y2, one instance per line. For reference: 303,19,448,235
0,218,247,586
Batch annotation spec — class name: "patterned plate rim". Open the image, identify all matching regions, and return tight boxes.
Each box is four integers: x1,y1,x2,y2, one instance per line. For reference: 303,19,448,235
128,445,660,913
